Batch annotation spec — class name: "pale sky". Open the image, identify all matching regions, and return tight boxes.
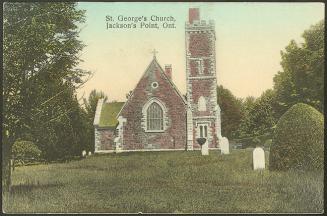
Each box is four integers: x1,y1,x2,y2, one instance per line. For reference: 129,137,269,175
76,2,324,102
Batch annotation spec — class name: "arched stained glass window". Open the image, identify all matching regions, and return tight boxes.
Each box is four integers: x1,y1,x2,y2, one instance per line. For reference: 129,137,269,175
147,102,163,130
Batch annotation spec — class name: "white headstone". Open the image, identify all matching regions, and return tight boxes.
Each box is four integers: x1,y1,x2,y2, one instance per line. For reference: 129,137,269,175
220,137,230,154
82,150,87,157
114,137,123,153
88,151,92,156
201,141,209,155
253,147,265,170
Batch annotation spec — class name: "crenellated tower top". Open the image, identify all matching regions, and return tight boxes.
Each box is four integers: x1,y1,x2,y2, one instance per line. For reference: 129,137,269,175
186,8,215,35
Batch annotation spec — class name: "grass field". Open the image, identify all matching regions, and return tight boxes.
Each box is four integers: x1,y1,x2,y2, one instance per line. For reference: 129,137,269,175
3,149,324,213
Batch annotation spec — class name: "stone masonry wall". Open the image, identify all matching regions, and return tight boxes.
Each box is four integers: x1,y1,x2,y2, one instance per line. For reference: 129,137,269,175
120,60,187,150
189,33,212,57
186,16,219,149
97,129,115,151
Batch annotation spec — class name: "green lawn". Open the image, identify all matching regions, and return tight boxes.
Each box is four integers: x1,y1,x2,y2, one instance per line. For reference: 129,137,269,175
3,149,324,213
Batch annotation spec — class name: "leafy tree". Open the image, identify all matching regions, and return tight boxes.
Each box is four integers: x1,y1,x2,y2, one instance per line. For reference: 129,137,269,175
12,140,42,166
236,90,277,141
235,20,323,145
83,89,108,121
240,96,256,115
234,96,256,138
3,2,87,191
273,20,324,118
251,89,277,135
217,85,243,139
31,94,91,161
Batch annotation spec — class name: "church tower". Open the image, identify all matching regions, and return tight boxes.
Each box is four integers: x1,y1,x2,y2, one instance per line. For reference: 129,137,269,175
185,8,222,150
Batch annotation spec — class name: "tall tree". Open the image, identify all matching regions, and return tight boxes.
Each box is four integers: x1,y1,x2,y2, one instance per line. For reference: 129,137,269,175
83,89,108,121
217,85,243,139
3,2,88,191
273,20,324,118
236,90,277,139
235,96,256,139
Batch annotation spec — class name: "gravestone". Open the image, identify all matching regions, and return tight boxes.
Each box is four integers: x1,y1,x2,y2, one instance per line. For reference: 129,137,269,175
201,142,209,155
88,151,92,156
253,147,265,170
82,150,87,157
220,137,230,154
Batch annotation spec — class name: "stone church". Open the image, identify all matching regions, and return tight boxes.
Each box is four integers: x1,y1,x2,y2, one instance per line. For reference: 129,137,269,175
93,8,225,153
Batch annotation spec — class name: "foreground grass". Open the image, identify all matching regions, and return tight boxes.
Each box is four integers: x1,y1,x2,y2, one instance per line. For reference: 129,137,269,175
3,149,323,213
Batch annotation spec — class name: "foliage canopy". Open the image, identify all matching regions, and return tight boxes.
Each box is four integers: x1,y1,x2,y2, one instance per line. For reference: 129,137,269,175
269,103,324,171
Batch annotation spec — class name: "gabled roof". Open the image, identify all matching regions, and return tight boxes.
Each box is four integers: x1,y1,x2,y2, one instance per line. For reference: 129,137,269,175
93,98,104,126
116,57,187,118
155,59,187,105
99,102,125,128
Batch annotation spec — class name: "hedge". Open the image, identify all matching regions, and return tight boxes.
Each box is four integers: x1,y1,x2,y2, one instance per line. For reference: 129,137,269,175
269,103,324,171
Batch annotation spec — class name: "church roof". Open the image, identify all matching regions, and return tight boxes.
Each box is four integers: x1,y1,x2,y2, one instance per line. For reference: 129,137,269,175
99,101,125,128
142,58,185,100
143,57,187,105
116,57,187,118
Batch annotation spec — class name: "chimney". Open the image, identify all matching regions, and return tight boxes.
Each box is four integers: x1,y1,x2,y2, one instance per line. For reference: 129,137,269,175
164,64,172,80
189,8,200,24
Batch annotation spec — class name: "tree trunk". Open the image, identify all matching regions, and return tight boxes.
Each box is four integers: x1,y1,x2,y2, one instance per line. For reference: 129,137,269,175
2,138,13,193
12,159,15,171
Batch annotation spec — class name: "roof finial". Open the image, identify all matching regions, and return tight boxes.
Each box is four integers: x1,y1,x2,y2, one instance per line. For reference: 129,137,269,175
151,49,158,59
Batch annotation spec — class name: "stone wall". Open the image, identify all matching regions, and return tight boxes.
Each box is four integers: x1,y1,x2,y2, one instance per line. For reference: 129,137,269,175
120,59,187,150
189,33,212,57
95,128,116,151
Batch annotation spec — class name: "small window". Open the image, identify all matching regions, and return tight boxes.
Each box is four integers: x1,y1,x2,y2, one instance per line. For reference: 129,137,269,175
197,59,204,74
198,124,208,138
151,82,158,89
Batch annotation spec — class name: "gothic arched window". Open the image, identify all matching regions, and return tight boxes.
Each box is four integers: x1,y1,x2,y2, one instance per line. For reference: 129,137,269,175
147,102,163,130
198,96,206,111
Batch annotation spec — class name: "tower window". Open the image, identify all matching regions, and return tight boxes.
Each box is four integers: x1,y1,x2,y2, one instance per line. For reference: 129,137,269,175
199,124,208,138
197,59,204,74
147,102,163,130
204,126,208,137
198,96,206,111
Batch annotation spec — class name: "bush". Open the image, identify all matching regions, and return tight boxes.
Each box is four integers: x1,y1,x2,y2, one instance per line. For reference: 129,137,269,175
264,139,272,149
12,140,42,163
269,103,324,171
234,133,272,149
252,137,261,147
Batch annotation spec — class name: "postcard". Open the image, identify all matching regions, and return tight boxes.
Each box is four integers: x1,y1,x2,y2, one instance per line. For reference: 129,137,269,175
2,2,324,214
